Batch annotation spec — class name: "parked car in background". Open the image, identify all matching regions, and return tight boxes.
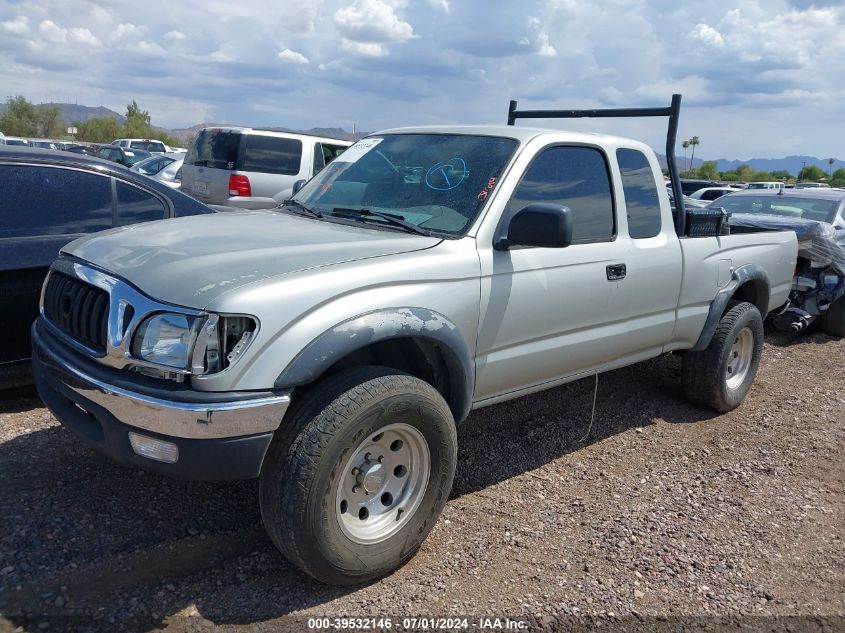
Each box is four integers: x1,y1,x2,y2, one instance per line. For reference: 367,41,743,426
795,182,831,189
3,137,30,147
678,179,720,196
63,144,97,156
111,138,170,154
688,186,739,201
0,146,216,388
29,140,59,150
181,127,350,207
747,181,784,190
131,154,184,189
96,145,151,168
716,188,845,336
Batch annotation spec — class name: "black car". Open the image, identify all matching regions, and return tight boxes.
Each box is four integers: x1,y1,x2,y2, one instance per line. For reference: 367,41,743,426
95,145,151,168
0,147,216,388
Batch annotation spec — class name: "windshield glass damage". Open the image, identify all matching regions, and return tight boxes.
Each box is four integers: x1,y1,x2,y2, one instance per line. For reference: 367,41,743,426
290,134,519,235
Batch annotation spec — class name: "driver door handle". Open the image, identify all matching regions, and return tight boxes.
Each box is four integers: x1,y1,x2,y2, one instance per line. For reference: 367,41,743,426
606,263,627,281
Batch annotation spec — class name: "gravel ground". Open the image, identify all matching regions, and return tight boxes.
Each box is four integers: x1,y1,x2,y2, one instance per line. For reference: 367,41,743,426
0,332,843,632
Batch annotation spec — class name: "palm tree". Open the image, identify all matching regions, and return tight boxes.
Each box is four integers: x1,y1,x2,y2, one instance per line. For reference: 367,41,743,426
682,140,690,173
829,158,835,177
689,136,700,175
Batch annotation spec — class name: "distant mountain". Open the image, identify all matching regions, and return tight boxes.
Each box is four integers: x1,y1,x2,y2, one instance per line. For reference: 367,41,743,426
714,155,843,176
45,103,126,125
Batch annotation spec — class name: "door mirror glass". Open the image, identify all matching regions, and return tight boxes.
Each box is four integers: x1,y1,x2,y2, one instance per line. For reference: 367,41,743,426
292,179,307,194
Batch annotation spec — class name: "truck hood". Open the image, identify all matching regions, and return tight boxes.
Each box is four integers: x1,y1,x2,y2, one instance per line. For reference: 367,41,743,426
63,211,441,308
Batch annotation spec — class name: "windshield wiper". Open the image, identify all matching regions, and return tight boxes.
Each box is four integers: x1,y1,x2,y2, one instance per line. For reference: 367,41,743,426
281,199,323,218
330,207,432,236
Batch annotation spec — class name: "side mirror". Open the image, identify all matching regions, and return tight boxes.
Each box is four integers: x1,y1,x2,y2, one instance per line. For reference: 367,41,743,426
494,203,573,250
292,179,306,195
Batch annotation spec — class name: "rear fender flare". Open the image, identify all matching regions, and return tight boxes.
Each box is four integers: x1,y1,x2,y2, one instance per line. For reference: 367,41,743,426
691,264,770,351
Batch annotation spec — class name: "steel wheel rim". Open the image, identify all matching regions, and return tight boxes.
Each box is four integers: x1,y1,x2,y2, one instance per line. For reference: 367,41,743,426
335,422,431,545
725,327,754,390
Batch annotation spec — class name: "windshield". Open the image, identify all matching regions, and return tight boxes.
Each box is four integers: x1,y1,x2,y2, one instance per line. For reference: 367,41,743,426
291,134,519,235
123,150,150,166
714,193,839,223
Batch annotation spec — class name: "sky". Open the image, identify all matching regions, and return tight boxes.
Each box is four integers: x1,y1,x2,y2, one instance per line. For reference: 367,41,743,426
1,0,843,159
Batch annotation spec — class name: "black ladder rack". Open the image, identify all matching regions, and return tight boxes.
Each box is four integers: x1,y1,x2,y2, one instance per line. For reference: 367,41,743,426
507,94,686,237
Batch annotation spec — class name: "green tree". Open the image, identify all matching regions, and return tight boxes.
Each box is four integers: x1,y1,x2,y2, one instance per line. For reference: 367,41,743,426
37,105,66,138
736,164,754,182
124,100,153,138
770,170,793,181
831,168,845,188
797,164,825,182
0,95,40,136
682,140,690,172
698,160,719,180
688,136,700,171
75,116,123,143
828,158,835,177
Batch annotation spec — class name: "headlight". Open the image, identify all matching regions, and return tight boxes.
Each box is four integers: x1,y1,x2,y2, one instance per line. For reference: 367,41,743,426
131,313,201,370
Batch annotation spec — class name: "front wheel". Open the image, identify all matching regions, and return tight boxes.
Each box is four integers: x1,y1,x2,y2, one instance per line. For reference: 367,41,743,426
682,301,764,412
259,366,457,585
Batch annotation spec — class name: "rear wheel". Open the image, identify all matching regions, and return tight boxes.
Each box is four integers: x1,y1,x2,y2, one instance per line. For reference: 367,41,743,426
819,297,845,337
259,366,457,585
682,301,764,412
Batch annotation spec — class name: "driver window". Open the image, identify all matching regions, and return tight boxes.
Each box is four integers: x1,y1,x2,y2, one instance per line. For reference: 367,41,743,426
507,146,615,244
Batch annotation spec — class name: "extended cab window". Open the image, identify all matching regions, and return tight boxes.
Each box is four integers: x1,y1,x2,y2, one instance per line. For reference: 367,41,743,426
0,165,112,238
617,148,662,239
508,146,615,243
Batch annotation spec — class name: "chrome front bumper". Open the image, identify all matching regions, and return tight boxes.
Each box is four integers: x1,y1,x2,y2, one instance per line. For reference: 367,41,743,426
33,319,290,440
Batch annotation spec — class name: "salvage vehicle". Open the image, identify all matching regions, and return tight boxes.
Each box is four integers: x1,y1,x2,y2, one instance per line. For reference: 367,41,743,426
0,146,215,389
32,96,797,584
715,188,845,335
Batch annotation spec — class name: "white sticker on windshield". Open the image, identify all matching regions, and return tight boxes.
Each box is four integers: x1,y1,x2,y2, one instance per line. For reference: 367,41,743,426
334,138,383,163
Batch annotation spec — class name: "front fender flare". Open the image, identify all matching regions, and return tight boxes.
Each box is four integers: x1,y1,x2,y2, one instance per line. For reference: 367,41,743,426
275,308,474,421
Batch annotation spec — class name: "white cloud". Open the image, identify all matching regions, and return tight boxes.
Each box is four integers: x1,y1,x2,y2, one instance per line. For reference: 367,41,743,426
111,22,142,42
39,20,67,44
164,29,186,40
536,32,557,56
427,0,450,12
341,38,386,57
278,48,309,64
210,46,237,62
334,0,415,42
1,16,30,36
690,23,724,47
69,27,102,47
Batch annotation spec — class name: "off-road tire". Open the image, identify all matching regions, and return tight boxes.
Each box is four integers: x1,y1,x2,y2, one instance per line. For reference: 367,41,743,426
259,366,457,585
682,301,764,412
819,297,845,337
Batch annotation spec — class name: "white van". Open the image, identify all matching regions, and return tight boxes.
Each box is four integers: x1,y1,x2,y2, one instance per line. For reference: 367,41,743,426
180,127,351,207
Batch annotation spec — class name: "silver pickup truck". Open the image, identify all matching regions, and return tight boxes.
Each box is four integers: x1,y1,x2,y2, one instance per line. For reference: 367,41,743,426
32,96,797,585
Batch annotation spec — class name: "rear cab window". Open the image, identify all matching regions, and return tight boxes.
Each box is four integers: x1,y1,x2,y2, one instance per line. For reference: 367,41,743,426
617,148,663,239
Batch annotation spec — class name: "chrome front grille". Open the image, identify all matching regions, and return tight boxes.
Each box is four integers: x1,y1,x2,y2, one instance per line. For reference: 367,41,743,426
43,272,109,353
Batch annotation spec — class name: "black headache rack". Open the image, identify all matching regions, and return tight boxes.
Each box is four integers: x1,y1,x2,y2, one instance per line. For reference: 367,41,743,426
507,94,711,238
